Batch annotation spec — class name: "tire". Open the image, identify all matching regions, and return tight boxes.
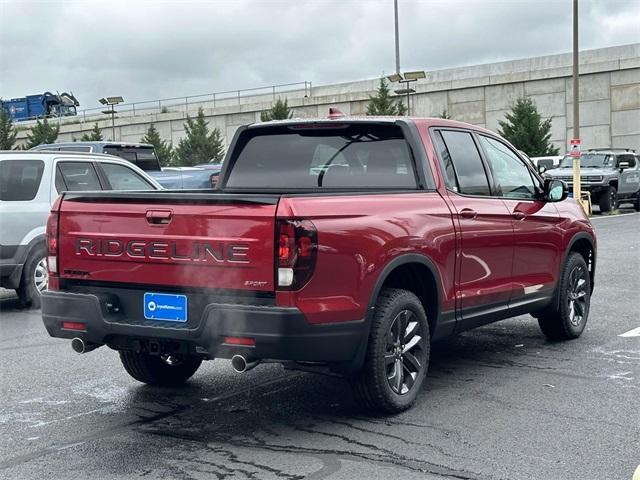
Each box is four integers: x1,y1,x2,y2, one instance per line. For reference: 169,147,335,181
350,288,430,414
634,191,640,212
598,186,617,213
537,252,591,341
16,245,48,309
119,351,202,386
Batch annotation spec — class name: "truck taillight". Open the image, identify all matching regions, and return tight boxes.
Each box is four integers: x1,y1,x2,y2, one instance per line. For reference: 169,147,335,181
276,219,317,290
46,198,61,288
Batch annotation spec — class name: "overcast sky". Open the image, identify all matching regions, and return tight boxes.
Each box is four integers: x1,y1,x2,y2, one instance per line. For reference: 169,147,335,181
1,0,638,111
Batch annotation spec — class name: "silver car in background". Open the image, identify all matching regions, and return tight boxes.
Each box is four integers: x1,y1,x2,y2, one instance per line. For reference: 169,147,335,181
0,151,162,308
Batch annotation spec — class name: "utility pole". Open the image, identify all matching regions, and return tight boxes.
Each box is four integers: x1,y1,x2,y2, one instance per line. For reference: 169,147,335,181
572,0,582,203
394,0,400,74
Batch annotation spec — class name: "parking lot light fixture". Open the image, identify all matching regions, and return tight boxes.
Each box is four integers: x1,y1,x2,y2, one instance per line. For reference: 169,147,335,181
99,96,124,141
387,71,425,116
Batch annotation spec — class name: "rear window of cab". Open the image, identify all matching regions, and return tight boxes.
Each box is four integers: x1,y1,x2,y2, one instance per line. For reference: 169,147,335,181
225,124,417,189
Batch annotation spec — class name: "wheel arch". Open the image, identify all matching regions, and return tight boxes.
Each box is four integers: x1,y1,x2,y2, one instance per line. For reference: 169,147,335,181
367,254,442,333
344,254,444,374
566,232,596,293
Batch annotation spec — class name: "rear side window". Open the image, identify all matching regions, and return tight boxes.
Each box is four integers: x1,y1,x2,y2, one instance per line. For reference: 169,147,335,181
103,146,161,171
439,130,491,196
99,163,154,190
62,146,91,152
0,160,45,201
226,124,417,189
432,131,458,190
57,162,102,191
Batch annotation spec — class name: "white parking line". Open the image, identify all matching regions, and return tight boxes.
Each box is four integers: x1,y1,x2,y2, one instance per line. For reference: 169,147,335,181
590,212,640,220
619,327,640,338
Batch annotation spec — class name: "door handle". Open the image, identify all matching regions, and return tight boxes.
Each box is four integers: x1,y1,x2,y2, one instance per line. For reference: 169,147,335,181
513,211,526,220
146,210,172,225
460,208,477,219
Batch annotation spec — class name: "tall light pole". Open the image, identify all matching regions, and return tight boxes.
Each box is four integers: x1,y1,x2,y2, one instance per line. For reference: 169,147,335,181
572,0,582,204
99,96,124,141
394,0,401,74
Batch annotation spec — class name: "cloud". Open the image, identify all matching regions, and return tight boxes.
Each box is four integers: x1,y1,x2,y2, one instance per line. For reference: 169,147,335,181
1,0,638,112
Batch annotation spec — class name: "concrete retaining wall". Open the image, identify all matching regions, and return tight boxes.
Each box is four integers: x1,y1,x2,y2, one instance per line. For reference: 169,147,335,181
15,43,640,153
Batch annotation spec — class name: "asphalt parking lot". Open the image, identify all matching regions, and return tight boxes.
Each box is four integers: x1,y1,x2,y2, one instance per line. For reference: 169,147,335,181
0,212,638,480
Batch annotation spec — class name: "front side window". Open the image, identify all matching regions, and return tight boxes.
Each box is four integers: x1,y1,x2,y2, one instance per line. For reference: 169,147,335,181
100,163,154,190
0,160,45,201
439,130,491,196
478,135,537,199
57,162,102,191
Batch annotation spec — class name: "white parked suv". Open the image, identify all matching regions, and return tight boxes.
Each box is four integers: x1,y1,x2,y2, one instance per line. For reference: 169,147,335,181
0,151,162,308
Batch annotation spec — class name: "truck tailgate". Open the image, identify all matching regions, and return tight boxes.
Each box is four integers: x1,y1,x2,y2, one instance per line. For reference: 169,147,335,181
57,192,279,292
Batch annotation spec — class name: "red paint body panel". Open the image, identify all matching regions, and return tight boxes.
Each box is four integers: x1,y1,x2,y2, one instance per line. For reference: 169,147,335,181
52,118,597,338
57,200,276,291
276,193,457,324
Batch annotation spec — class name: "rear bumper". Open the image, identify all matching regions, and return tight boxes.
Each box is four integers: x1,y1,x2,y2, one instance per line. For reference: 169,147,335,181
41,290,365,364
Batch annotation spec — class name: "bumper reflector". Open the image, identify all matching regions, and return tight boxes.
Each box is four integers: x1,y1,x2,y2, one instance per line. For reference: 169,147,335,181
223,336,256,346
62,321,86,331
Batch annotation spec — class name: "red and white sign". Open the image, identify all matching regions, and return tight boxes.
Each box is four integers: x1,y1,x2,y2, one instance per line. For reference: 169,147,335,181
569,138,581,158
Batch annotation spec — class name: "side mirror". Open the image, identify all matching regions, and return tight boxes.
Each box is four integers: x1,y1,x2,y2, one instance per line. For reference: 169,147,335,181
537,165,547,174
618,161,630,170
544,178,568,202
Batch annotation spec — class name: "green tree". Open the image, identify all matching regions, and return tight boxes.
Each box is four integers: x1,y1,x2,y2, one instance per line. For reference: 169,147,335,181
498,97,559,156
174,108,225,166
141,124,173,166
260,98,293,121
0,107,17,150
80,122,104,141
25,118,60,149
366,78,407,116
439,109,451,119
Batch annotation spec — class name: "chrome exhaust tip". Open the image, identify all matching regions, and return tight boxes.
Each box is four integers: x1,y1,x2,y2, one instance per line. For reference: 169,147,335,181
231,354,260,373
71,337,101,354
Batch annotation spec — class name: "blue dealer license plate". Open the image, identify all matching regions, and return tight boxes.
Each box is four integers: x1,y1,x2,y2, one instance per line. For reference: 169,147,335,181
143,292,188,322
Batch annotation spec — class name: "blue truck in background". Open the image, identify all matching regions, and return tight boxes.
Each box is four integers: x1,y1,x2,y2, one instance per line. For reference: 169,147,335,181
1,92,79,122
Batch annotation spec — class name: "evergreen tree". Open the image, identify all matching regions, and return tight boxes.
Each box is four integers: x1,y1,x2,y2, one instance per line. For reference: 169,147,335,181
174,108,225,166
80,123,104,141
260,98,293,121
141,124,173,166
366,78,407,116
0,107,17,150
25,118,60,149
498,97,559,156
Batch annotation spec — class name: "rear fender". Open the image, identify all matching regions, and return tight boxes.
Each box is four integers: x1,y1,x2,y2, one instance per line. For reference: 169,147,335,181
338,253,442,374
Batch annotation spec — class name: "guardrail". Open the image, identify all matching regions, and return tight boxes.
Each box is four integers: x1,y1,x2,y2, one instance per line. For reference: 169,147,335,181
11,81,313,125
73,81,313,122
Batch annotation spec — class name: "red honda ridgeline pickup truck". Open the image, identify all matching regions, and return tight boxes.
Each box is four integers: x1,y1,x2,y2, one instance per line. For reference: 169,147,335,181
42,116,596,413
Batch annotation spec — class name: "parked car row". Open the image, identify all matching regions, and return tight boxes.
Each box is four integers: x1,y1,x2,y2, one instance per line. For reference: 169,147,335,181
32,141,221,189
